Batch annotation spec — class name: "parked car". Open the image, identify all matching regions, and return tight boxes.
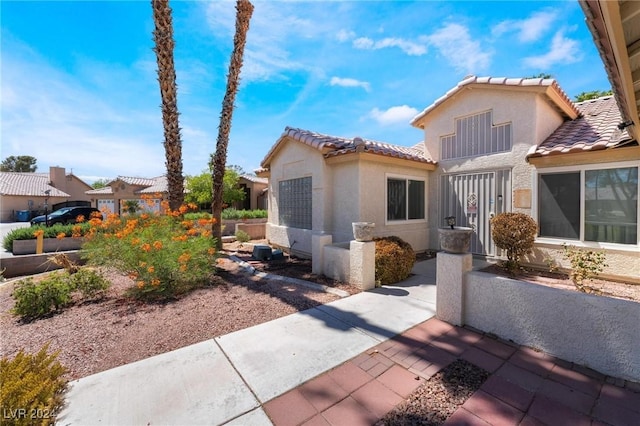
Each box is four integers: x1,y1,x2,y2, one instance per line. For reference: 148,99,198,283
30,206,101,226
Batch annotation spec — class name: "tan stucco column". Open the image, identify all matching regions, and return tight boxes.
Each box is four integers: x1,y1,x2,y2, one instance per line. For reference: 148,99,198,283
436,252,472,326
349,240,375,290
311,234,332,275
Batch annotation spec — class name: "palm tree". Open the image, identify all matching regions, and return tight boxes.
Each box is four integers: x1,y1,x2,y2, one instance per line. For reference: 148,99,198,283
152,0,184,211
211,0,254,246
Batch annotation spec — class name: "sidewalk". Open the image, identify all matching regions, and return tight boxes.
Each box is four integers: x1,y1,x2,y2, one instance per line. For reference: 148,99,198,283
57,258,639,425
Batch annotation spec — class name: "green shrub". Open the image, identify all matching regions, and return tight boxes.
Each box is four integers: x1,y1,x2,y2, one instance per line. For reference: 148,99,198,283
11,274,73,320
562,244,608,290
235,229,251,243
81,207,217,301
2,223,92,252
221,208,267,220
374,236,415,286
0,344,68,426
11,268,111,320
490,212,537,271
69,268,110,299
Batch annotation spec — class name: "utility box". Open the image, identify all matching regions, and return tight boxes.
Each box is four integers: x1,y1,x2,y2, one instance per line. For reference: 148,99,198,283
252,245,272,261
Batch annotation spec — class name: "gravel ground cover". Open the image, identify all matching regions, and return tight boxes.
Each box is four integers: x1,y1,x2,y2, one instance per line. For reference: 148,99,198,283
381,359,490,425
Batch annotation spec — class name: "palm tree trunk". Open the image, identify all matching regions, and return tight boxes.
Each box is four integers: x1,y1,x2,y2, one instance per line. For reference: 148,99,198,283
152,0,184,211
211,0,254,247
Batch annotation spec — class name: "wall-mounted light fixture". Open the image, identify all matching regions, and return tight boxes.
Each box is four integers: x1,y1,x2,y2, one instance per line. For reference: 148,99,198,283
617,120,634,130
498,194,503,202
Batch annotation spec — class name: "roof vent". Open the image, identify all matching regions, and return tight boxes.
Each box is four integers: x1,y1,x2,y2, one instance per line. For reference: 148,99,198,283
353,136,366,152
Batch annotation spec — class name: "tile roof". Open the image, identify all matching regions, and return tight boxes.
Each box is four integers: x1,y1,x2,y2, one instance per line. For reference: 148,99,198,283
260,127,435,168
411,75,580,128
137,176,168,194
87,176,168,195
0,172,70,197
240,174,268,184
528,96,634,158
108,176,158,187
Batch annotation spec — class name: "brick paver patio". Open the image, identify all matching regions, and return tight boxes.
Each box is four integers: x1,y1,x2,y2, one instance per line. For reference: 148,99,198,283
263,318,640,426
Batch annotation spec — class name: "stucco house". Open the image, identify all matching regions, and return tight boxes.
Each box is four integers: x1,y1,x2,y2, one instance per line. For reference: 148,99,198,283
85,176,168,215
0,166,93,222
234,175,268,211
258,76,639,282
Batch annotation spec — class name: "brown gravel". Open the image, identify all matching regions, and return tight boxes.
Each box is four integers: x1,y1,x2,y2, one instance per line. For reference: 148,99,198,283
381,359,490,425
481,264,640,302
0,245,360,381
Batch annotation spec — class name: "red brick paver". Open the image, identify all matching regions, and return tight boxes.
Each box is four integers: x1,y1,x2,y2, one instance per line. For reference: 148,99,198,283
262,318,640,426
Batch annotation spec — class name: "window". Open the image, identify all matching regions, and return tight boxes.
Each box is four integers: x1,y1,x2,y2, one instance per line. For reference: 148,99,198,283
387,177,425,221
538,173,580,239
538,166,638,245
278,177,312,229
440,110,512,160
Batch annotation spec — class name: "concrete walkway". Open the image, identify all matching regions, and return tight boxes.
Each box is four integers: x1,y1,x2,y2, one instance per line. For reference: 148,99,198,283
57,257,639,425
58,258,454,425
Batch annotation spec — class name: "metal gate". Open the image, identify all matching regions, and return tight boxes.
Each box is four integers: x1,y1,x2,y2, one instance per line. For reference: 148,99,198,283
440,170,511,256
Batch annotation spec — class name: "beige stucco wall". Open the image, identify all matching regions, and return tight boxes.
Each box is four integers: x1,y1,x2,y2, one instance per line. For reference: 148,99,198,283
265,139,434,255
419,88,565,249
0,195,69,222
265,139,332,256
464,271,640,381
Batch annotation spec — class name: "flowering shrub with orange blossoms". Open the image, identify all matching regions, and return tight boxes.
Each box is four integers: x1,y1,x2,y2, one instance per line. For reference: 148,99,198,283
81,203,218,301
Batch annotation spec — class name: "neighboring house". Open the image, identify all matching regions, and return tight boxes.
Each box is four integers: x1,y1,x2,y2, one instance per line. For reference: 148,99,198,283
0,166,93,222
258,76,639,282
86,176,168,215
235,175,268,211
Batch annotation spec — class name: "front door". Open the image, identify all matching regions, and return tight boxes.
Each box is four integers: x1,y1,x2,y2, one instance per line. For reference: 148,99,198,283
440,170,511,256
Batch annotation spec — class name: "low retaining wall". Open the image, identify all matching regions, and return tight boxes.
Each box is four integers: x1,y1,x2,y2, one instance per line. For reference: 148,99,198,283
322,243,350,282
2,251,84,278
222,218,267,236
436,253,640,382
235,222,265,240
12,238,84,255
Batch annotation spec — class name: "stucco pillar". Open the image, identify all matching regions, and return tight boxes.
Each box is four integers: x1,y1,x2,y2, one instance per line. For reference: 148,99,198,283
436,252,472,326
349,240,375,290
311,234,332,275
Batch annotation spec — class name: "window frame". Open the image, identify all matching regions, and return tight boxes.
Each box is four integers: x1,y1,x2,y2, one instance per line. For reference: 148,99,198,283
385,173,427,224
533,161,639,249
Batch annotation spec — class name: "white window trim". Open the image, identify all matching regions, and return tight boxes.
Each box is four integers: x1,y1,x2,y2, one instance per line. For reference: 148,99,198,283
532,161,640,252
385,173,428,225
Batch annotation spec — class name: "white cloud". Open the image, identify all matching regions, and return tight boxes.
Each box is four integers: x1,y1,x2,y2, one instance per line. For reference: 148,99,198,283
427,23,491,73
204,1,338,82
330,77,371,92
523,30,581,69
353,36,427,56
336,29,355,42
492,10,557,42
369,105,419,126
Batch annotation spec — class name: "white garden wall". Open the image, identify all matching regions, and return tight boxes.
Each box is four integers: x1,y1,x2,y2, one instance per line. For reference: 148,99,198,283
463,271,640,381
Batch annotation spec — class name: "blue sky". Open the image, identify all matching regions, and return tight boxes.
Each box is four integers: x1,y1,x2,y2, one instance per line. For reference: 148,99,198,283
1,0,611,184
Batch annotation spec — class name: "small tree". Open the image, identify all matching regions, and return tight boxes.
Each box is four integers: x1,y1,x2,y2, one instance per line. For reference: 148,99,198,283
490,212,537,271
91,178,110,189
0,155,37,172
185,167,246,209
574,90,613,102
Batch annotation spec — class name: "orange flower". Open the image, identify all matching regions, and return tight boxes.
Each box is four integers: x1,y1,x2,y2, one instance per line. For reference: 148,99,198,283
33,229,44,238
178,253,191,264
76,214,86,223
140,213,149,220
147,266,155,273
153,241,163,250
181,220,194,229
172,235,188,242
139,261,147,267
201,230,211,238
132,238,140,245
178,205,188,214
208,248,216,255
151,279,161,287
141,243,151,252
137,281,145,289
179,265,187,272
187,203,198,211
187,228,198,236
56,232,66,239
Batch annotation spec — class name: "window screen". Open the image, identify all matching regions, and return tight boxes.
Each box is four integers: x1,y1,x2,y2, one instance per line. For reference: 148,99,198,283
387,178,425,221
538,173,580,239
